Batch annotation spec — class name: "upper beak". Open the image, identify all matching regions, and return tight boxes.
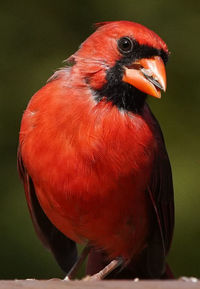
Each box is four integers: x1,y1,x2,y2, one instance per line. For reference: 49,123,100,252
122,56,167,98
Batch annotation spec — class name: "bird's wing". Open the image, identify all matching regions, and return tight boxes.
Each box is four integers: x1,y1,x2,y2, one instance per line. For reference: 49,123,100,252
145,110,174,278
86,109,174,279
17,146,77,274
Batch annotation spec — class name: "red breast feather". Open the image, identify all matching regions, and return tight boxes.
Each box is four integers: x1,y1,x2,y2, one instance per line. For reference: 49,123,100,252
20,67,156,260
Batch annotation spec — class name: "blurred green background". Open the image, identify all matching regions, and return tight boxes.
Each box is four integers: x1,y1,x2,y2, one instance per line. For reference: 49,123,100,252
1,0,200,280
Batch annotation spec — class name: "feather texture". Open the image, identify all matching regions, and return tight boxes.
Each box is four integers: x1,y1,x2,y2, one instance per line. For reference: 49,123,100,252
18,21,174,279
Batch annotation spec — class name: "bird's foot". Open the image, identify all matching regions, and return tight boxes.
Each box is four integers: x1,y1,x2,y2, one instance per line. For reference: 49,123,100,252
64,245,91,281
82,257,123,281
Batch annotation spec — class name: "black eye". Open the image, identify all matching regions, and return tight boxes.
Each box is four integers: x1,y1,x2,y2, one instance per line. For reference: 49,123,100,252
117,37,134,54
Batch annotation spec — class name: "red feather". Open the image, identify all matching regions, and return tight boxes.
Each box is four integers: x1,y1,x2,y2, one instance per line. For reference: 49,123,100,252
18,21,174,279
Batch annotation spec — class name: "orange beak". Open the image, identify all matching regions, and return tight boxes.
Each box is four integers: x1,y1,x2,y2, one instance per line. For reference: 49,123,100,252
122,56,167,98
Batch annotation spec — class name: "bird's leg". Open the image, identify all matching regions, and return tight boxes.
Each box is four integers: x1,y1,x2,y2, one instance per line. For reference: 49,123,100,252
83,257,124,281
64,245,91,280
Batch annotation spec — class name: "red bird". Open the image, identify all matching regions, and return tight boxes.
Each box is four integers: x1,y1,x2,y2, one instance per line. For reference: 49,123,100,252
18,21,174,280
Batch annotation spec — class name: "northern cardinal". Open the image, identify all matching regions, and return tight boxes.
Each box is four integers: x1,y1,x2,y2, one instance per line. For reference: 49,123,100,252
18,21,174,280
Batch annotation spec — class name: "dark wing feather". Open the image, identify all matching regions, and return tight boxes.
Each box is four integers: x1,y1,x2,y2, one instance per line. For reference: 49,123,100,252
145,110,174,278
17,147,77,274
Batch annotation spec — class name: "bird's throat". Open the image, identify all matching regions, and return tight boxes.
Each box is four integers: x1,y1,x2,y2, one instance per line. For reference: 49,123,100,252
89,61,147,114
95,81,147,114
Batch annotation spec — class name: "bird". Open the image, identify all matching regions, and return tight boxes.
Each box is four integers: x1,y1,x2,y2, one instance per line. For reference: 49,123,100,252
18,20,174,280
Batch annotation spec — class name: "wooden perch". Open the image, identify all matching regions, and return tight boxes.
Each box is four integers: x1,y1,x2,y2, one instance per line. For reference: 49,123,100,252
0,279,200,289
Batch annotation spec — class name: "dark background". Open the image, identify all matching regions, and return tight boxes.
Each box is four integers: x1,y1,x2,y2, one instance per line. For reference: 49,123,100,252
1,0,200,279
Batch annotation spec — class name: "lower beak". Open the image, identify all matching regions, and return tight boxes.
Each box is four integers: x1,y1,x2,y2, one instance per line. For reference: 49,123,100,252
122,56,167,98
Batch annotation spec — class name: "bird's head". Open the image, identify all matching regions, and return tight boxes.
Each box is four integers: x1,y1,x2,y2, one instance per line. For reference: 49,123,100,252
70,21,169,113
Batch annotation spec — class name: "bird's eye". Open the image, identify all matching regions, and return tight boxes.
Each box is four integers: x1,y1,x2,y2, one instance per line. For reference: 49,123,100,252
117,37,134,54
